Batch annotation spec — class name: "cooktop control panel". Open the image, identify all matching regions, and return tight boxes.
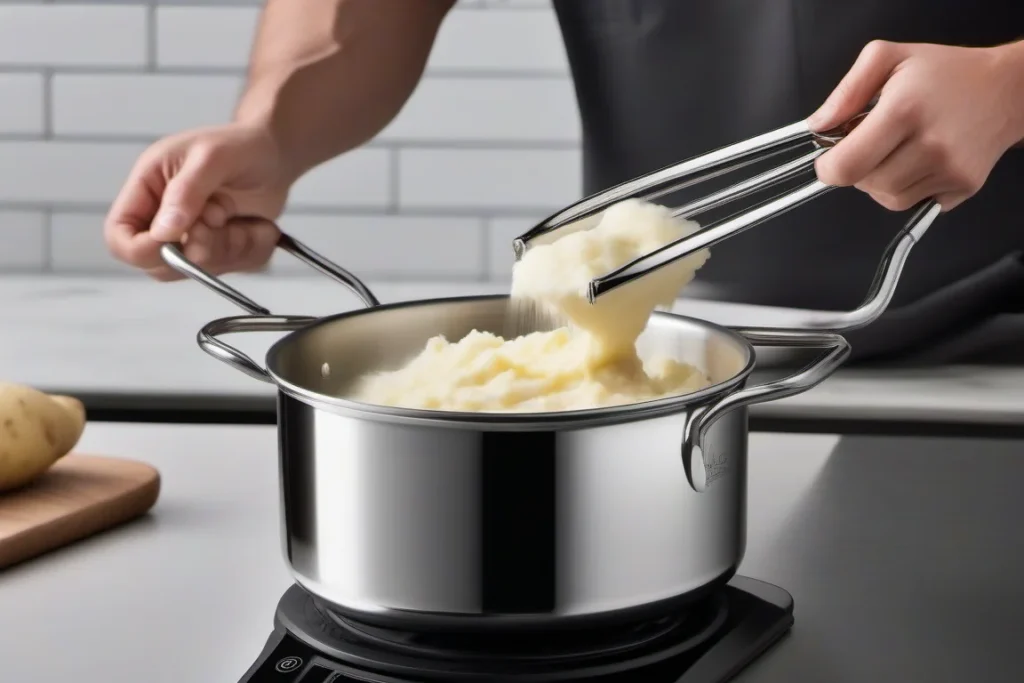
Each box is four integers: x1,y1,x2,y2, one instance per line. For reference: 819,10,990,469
241,634,353,682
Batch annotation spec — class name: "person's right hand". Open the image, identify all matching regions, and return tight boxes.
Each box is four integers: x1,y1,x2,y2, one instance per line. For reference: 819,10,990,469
104,123,291,280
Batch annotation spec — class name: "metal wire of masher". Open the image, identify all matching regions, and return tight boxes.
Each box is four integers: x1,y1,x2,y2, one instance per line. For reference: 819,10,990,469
511,112,942,318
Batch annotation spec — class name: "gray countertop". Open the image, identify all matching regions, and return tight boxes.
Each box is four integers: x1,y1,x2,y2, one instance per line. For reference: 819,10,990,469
1,423,1022,682
3,274,1024,429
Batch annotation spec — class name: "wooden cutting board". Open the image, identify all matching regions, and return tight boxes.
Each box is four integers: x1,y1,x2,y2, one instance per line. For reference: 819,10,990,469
0,454,160,569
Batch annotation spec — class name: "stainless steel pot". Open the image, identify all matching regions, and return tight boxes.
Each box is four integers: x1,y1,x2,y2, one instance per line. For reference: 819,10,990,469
161,206,936,631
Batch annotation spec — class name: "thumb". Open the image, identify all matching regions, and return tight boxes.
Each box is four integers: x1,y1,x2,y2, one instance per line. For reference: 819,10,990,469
808,40,905,131
150,146,226,241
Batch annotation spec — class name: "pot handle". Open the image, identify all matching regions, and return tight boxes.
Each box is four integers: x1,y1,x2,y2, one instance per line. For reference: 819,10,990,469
197,315,317,383
681,199,942,492
159,223,380,382
159,224,381,314
681,329,850,492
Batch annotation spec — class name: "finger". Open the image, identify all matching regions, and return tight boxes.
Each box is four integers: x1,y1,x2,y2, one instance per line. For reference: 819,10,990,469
808,40,908,131
140,206,228,281
107,229,166,272
146,225,224,281
147,217,280,280
934,190,971,212
853,139,929,198
151,145,227,242
867,174,943,213
180,223,223,267
143,264,184,282
224,218,281,272
104,161,165,269
814,94,912,188
201,197,230,229
224,222,263,271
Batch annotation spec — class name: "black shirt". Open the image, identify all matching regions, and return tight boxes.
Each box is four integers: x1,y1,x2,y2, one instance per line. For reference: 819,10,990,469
553,0,1024,362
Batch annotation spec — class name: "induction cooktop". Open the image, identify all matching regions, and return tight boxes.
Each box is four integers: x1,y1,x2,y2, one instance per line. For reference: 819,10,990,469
238,576,793,683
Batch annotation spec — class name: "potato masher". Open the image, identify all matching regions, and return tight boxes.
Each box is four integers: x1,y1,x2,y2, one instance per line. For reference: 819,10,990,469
512,113,942,333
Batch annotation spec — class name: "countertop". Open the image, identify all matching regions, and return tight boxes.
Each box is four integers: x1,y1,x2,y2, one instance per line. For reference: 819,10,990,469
1,423,1022,682
3,274,1024,433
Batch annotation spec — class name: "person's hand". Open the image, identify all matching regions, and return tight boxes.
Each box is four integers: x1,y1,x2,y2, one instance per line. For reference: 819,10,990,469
104,123,291,280
808,40,1024,212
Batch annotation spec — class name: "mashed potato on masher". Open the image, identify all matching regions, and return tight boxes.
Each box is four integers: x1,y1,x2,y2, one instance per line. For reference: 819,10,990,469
348,199,713,412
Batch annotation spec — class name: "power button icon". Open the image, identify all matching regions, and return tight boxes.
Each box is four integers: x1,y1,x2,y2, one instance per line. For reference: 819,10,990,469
276,656,304,673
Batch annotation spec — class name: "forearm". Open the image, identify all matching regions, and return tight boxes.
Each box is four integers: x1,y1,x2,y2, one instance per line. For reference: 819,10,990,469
234,0,455,183
992,39,1024,147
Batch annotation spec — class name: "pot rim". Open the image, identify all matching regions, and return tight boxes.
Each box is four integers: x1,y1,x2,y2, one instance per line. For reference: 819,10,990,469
263,294,756,431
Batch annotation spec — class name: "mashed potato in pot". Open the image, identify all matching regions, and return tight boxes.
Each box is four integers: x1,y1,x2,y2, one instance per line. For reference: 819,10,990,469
348,199,714,412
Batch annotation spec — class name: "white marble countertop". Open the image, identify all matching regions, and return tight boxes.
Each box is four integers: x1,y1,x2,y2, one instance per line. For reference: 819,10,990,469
2,274,1023,426
2,423,1023,682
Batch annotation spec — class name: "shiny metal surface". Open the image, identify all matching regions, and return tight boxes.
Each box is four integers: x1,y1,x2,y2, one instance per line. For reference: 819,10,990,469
161,242,270,315
682,328,850,493
264,297,752,427
173,209,919,489
509,111,942,305
160,225,380,312
587,179,835,302
276,390,747,627
161,229,872,625
277,233,380,307
672,148,826,220
786,200,941,333
511,120,814,256
197,315,316,383
678,201,939,484
511,115,864,256
590,195,938,305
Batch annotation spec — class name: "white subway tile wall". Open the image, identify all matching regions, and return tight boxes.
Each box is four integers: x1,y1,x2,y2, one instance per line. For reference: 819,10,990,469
0,6,147,67
52,74,244,137
0,210,46,270
486,217,541,278
0,1,581,280
0,74,45,135
0,141,148,203
50,212,135,274
399,149,580,211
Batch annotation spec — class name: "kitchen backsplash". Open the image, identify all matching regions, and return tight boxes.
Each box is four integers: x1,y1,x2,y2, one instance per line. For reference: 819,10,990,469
0,0,581,280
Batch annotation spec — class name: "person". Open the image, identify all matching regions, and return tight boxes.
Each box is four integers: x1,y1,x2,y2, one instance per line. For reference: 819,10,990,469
104,0,1024,363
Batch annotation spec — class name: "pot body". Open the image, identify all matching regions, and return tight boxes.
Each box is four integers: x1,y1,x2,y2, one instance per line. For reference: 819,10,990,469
276,390,748,630
164,214,906,630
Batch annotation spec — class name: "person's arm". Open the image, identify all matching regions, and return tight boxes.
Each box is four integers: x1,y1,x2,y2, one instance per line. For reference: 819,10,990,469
234,0,456,183
999,40,1024,148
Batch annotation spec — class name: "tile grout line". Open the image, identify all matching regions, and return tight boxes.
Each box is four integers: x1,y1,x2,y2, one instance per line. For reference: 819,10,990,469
479,217,493,282
22,0,549,8
388,148,401,214
0,66,571,79
41,209,53,273
0,133,581,150
44,268,492,283
42,68,53,138
0,201,565,219
146,4,158,71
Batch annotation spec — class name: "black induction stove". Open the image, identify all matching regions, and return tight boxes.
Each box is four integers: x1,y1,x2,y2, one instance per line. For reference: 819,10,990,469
238,576,792,682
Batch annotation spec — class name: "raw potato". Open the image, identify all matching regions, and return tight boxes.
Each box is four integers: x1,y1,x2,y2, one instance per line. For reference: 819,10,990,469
0,383,86,492
48,394,86,456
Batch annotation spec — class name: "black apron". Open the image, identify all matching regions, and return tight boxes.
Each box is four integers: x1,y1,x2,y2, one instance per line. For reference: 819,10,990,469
552,0,1024,364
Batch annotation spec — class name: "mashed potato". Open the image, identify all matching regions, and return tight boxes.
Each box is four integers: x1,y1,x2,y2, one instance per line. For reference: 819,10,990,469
509,199,711,364
348,199,713,412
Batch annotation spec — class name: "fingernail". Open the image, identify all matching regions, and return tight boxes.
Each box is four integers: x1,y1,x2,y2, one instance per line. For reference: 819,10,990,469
806,108,827,130
151,206,188,240
806,99,837,130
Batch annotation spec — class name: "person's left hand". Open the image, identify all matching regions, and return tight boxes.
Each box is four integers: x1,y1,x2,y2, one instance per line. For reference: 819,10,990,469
808,40,1024,212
